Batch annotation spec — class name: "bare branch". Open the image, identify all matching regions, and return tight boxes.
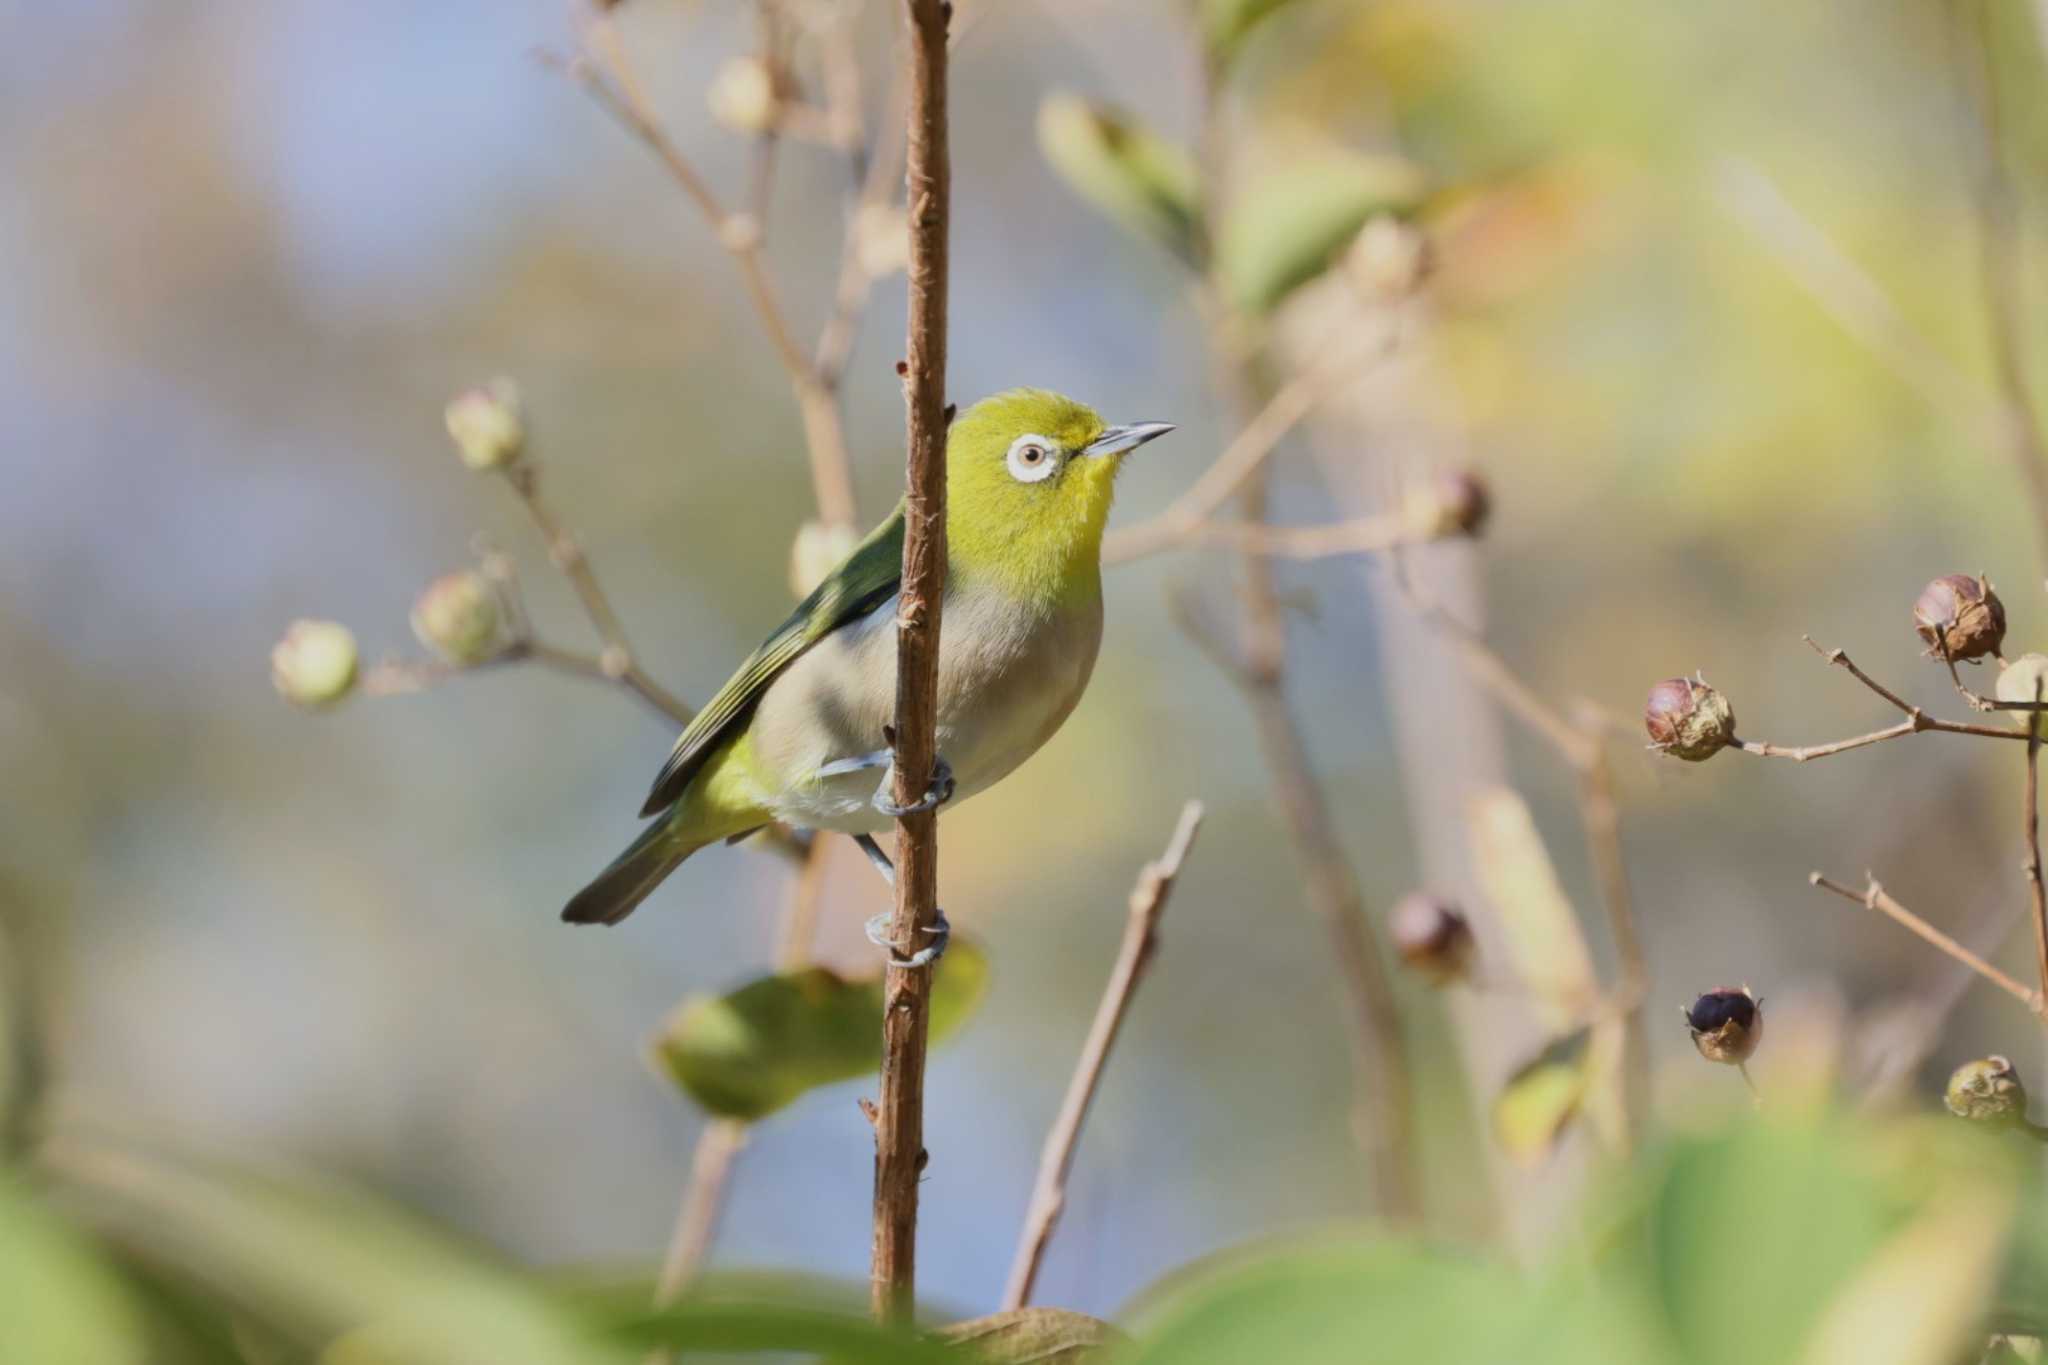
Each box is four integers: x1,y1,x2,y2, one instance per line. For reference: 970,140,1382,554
1809,872,2043,1016
1732,638,2028,757
1002,800,1205,1311
870,0,950,1323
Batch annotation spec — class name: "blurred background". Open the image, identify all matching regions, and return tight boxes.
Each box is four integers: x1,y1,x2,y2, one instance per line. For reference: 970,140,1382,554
8,0,2048,1331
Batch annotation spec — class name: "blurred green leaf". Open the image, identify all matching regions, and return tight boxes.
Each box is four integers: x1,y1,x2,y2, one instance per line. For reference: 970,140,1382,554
1116,1234,1665,1365
1197,0,1304,62
938,1306,1124,1362
0,1174,149,1365
608,1296,963,1363
1037,95,1201,264
1598,1118,2020,1365
1492,1028,1593,1168
1216,151,1426,313
653,938,990,1120
45,1141,625,1365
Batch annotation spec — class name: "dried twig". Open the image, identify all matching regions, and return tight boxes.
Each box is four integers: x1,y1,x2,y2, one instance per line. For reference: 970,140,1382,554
1101,323,1399,566
870,0,950,1323
648,1118,750,1323
1001,800,1205,1311
1733,638,2028,758
2025,686,2048,1003
1809,873,2043,1015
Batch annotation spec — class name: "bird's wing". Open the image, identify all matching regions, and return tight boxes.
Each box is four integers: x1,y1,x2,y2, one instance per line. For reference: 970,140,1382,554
638,504,905,817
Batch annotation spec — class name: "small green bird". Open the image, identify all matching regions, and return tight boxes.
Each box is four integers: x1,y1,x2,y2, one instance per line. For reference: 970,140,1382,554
562,389,1173,945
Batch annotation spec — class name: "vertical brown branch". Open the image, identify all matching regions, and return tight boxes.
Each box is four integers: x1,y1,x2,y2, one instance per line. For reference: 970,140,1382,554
1002,801,1205,1311
870,0,949,1325
2025,684,2048,1004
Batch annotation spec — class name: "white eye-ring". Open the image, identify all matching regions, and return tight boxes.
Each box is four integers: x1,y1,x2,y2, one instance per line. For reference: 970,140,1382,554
1005,433,1060,484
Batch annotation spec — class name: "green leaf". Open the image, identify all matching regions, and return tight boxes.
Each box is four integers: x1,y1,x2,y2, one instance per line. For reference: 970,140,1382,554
937,1307,1124,1362
1197,0,1304,61
1037,95,1201,264
1216,151,1426,314
0,1174,150,1365
652,937,990,1120
1117,1234,1665,1365
1491,1029,1594,1168
45,1142,625,1365
608,1296,963,1364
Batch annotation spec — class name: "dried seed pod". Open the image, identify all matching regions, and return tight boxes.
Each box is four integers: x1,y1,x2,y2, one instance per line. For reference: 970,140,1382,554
410,571,502,665
1644,677,1737,761
1945,1055,2026,1125
444,379,524,471
1347,213,1431,301
1400,468,1491,542
1913,574,2005,664
1389,893,1476,987
1683,987,1762,1065
270,620,359,709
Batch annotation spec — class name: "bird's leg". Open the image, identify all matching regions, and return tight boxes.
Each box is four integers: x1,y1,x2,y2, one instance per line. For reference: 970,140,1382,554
869,731,955,818
852,832,951,968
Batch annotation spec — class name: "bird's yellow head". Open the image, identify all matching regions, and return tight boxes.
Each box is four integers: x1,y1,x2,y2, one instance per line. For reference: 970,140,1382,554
944,389,1172,605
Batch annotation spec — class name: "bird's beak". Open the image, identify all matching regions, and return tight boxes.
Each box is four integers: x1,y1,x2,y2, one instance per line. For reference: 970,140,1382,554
1082,422,1176,458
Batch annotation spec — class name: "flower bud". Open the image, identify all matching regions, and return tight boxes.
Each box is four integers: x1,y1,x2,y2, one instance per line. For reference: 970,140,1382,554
707,56,779,135
1945,1055,2026,1125
854,203,910,279
789,520,860,599
1644,677,1737,761
270,620,359,709
1996,653,2048,725
444,379,524,471
1347,214,1431,301
1400,469,1491,540
1913,573,2005,664
1388,892,1476,986
410,571,502,665
1683,987,1762,1065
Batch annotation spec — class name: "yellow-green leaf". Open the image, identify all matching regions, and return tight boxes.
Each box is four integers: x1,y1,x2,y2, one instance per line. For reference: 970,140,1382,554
1198,0,1305,60
1217,151,1426,314
652,938,990,1120
0,1176,148,1365
937,1307,1124,1362
1493,1029,1594,1168
1037,95,1201,264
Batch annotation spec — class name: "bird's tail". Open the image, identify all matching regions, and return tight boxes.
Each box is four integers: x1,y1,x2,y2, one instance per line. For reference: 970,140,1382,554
561,819,704,926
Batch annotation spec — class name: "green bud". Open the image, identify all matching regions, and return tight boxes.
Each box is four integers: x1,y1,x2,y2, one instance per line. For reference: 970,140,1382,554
1946,1055,2026,1125
409,572,501,665
443,379,523,471
270,620,359,709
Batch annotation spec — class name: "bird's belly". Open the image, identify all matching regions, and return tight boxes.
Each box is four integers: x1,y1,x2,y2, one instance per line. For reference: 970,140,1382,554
747,586,1102,835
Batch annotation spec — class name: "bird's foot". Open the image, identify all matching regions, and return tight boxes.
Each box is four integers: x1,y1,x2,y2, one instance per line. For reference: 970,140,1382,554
872,753,954,819
864,907,951,968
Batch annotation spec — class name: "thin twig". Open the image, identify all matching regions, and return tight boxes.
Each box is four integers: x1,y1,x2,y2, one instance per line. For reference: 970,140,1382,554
1733,638,2029,757
2025,682,2048,1003
1809,873,2043,1015
647,1119,749,1323
1383,569,1648,1134
1166,513,1421,560
499,464,694,723
1001,801,1205,1312
1100,321,1401,566
870,0,949,1324
568,8,859,527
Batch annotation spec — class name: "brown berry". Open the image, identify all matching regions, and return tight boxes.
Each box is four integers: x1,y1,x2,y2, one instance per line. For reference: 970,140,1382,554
1644,677,1736,761
1683,987,1762,1065
1401,469,1491,540
1389,893,1476,986
1945,1055,2026,1125
1913,574,2005,663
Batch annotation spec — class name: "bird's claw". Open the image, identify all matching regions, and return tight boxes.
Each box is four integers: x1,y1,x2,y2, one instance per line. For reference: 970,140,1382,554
864,907,951,968
872,754,955,819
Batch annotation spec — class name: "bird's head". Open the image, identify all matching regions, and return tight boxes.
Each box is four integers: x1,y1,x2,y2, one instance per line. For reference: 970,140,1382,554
944,388,1172,604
